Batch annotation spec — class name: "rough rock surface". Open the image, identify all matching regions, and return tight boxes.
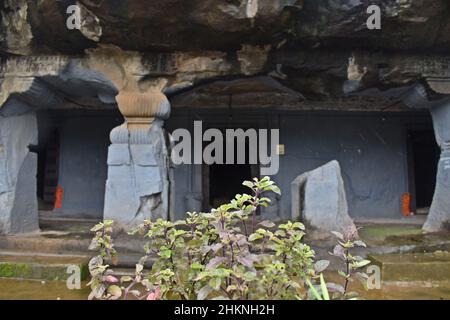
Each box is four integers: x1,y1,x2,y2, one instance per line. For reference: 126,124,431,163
104,120,171,230
291,161,356,238
1,1,450,232
402,84,450,232
1,0,449,103
0,0,33,55
0,113,39,234
1,0,449,54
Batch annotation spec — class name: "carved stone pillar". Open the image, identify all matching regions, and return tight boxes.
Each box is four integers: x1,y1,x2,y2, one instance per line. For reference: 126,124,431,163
0,111,39,234
103,88,171,230
424,101,450,232
403,85,450,232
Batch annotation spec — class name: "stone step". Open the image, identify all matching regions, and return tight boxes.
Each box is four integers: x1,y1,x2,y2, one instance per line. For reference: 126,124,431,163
0,233,152,270
0,251,90,281
110,268,136,277
0,229,147,256
0,233,92,255
369,251,450,282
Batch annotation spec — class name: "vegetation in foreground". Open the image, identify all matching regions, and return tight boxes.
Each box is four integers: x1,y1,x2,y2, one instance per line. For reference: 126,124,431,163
87,177,370,300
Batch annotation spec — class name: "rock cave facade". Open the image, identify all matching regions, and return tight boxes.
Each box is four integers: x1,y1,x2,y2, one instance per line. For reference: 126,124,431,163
1,0,450,235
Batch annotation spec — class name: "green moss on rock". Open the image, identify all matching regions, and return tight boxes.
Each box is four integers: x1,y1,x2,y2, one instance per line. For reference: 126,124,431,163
0,262,33,278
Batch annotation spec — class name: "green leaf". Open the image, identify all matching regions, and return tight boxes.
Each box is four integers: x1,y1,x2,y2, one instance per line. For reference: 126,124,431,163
248,233,263,241
174,230,188,237
331,231,344,241
274,229,285,236
259,220,276,228
120,276,133,283
306,279,322,300
190,262,204,270
208,277,222,291
237,254,258,268
90,223,104,232
278,223,290,230
271,185,281,195
338,270,348,278
226,285,237,292
242,181,254,189
135,264,144,274
355,272,369,291
197,285,213,300
292,222,305,230
206,257,226,270
314,260,330,273
326,282,345,294
353,240,367,248
243,271,257,282
353,260,371,269
320,274,330,300
129,290,141,297
259,197,272,203
341,241,354,249
194,272,209,281
107,285,122,300
158,249,172,259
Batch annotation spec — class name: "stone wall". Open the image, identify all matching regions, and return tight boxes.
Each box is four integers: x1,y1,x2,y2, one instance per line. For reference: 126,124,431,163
0,112,38,234
48,111,121,218
168,109,434,221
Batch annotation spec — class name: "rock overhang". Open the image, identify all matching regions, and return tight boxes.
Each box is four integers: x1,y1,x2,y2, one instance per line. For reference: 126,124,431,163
2,1,450,54
1,0,450,108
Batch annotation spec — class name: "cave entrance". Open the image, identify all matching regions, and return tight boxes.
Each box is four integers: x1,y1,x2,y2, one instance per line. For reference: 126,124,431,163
36,109,122,220
407,129,440,215
36,127,60,211
206,163,254,209
202,127,259,210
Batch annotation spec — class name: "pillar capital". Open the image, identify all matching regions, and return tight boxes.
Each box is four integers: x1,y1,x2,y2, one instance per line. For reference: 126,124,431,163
115,89,170,130
105,84,172,230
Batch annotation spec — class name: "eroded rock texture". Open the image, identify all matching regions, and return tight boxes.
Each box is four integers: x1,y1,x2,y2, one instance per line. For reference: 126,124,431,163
0,113,39,234
1,1,450,105
1,0,450,232
0,0,33,55
104,87,171,230
291,161,356,239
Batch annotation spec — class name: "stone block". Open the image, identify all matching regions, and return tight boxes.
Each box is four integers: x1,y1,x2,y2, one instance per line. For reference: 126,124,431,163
291,160,356,237
0,113,39,234
9,153,39,234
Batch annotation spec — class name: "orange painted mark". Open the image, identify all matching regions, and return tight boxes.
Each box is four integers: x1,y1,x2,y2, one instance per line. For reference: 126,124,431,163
402,193,411,217
54,186,64,209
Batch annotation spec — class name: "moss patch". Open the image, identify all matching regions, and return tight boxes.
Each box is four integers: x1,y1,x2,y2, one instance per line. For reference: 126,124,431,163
369,251,450,282
0,263,33,278
0,261,89,281
359,225,422,242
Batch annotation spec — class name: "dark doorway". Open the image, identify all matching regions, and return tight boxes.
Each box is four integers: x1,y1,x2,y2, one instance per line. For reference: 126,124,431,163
35,109,122,218
408,130,440,214
202,127,259,210
37,128,60,211
208,163,253,208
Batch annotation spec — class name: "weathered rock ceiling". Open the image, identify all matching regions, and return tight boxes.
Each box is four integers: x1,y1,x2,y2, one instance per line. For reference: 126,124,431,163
3,0,450,54
1,0,450,109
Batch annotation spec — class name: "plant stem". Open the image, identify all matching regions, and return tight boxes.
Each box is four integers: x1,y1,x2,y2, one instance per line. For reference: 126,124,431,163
343,249,350,295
